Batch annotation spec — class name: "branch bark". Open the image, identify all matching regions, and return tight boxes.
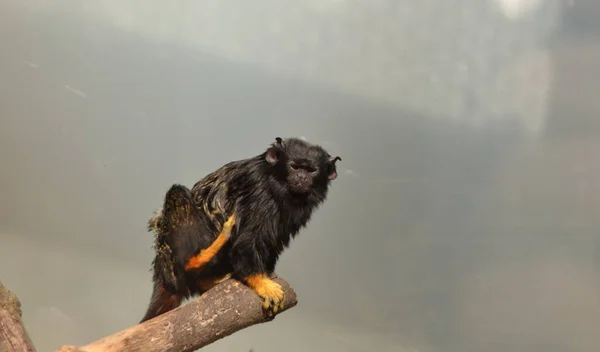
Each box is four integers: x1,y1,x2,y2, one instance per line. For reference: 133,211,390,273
57,275,297,352
0,281,37,352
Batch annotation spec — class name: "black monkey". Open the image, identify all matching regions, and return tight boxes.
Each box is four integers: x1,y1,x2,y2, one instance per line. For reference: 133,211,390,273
140,137,341,323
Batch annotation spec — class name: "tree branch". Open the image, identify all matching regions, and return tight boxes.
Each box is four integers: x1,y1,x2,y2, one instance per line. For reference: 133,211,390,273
0,281,37,352
57,275,297,352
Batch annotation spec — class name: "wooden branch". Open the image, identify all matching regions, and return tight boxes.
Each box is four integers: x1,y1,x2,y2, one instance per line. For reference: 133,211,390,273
0,281,37,352
57,275,297,352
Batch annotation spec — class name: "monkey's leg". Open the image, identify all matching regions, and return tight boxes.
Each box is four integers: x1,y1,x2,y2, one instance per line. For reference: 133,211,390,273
243,274,285,318
230,232,285,317
184,213,236,271
139,282,184,323
141,184,201,323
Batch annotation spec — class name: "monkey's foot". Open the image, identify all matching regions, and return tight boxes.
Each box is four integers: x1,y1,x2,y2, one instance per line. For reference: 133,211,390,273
245,274,285,318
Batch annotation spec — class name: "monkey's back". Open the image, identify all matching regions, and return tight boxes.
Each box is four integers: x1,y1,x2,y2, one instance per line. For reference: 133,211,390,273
184,156,268,277
190,157,259,226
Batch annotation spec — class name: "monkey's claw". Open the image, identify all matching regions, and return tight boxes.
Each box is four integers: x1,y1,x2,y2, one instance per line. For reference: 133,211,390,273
248,276,285,319
245,274,286,319
261,292,285,318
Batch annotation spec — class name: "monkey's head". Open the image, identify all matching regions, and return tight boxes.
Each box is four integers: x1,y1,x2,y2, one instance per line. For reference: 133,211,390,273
265,137,341,196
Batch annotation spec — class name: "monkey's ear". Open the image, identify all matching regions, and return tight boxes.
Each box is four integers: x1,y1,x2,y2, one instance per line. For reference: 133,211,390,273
266,148,278,165
266,137,284,165
327,156,341,180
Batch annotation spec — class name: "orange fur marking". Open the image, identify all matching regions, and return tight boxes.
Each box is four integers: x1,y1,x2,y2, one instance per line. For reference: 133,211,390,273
244,274,285,314
184,214,236,271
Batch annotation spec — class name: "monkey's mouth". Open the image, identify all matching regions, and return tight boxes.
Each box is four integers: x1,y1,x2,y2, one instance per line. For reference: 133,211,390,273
289,182,311,194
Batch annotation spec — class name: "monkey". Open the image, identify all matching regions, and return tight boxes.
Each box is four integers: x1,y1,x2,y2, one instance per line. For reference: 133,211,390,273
140,137,341,323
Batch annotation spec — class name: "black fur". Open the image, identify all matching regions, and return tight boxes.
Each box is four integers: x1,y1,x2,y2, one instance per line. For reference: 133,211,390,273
140,137,340,323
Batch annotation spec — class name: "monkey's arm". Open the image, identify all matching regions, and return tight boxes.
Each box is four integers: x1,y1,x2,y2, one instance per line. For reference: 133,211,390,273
185,213,236,271
229,229,285,318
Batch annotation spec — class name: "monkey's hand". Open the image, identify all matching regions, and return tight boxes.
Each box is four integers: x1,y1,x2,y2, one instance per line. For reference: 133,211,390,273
245,274,285,318
185,213,236,271
220,213,236,239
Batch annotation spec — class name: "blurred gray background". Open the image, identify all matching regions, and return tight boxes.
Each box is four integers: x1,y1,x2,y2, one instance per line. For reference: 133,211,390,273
1,0,599,351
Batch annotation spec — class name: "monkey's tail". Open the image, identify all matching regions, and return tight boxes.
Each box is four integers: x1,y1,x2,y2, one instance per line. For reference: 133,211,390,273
140,282,183,323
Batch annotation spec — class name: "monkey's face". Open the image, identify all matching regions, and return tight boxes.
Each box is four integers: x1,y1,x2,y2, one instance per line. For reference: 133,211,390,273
286,161,318,194
266,137,341,195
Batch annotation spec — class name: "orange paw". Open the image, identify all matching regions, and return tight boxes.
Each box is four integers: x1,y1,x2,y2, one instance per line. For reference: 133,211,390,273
245,274,285,317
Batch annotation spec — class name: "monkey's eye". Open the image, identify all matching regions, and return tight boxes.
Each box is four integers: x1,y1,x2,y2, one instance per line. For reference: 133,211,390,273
290,163,317,174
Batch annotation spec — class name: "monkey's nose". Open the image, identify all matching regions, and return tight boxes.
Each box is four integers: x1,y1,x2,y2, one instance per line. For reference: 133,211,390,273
297,173,308,181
